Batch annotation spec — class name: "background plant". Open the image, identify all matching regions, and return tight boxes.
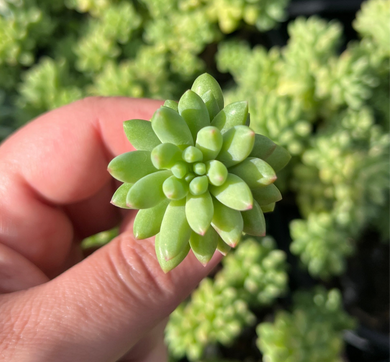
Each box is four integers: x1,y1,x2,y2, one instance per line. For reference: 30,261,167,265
1,0,389,361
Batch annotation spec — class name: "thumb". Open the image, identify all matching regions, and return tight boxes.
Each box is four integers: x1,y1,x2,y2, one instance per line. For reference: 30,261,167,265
1,223,222,362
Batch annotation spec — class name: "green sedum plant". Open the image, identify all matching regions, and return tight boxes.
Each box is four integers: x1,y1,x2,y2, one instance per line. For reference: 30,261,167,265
166,236,288,361
108,73,290,272
216,237,288,306
166,277,255,361
257,287,356,362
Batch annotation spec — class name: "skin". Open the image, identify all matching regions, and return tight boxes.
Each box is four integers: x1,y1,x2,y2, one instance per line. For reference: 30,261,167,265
0,97,222,362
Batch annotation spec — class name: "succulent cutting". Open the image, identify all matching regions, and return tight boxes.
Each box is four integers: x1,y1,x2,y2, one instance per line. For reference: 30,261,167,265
108,73,290,272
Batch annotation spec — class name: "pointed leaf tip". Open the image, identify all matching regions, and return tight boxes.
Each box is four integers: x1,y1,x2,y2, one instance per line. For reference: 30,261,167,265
211,101,249,134
191,73,224,110
245,203,253,210
151,106,194,149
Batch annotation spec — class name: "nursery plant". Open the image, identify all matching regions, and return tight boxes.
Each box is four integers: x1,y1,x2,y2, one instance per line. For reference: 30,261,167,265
107,73,290,272
1,0,389,361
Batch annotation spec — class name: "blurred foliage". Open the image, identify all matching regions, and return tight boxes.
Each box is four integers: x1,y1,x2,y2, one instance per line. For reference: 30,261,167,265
1,0,389,361
166,278,256,361
215,237,288,307
166,237,285,361
257,287,356,362
80,227,118,249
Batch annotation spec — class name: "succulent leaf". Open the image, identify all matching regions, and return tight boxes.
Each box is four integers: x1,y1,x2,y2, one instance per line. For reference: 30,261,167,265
159,198,193,261
216,237,231,256
126,170,171,209
211,198,243,247
156,233,190,273
163,100,178,112
151,143,182,169
186,192,214,235
242,200,266,236
200,90,221,120
189,175,209,195
171,161,189,179
250,134,278,159
184,172,196,183
211,101,248,134
189,227,219,265
195,126,223,161
123,119,161,151
261,202,276,213
209,173,253,211
151,106,194,149
252,184,282,206
206,160,228,186
229,157,277,188
182,146,203,163
178,90,210,139
108,150,157,183
193,162,206,175
264,144,292,172
111,182,133,209
133,199,170,239
191,73,224,110
250,134,291,172
217,125,255,168
246,113,251,126
163,176,189,200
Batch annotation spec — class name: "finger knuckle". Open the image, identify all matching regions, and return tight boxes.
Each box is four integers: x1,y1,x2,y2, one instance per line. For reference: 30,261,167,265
102,234,177,309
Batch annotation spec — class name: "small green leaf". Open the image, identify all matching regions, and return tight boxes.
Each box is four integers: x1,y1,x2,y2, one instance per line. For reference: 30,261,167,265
178,90,210,139
200,90,220,121
189,175,209,195
191,73,224,110
216,237,231,255
123,120,161,151
159,199,192,261
171,161,189,179
151,106,194,149
242,200,266,236
211,198,243,247
182,146,203,163
250,134,277,159
229,157,277,188
250,134,291,172
111,183,133,209
163,176,188,200
108,151,157,183
209,173,253,211
151,143,182,169
185,172,196,183
211,101,248,134
186,191,214,235
133,199,170,239
193,162,206,175
156,233,190,273
206,160,228,186
126,170,171,209
163,100,178,112
252,184,282,206
195,126,223,162
217,125,255,168
264,144,291,172
246,113,250,126
261,202,276,213
189,227,219,265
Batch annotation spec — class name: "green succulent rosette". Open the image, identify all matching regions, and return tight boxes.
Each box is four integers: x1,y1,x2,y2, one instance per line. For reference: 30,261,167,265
108,73,290,272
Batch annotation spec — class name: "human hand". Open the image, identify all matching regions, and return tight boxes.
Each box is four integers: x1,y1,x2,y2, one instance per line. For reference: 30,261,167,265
0,97,222,362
